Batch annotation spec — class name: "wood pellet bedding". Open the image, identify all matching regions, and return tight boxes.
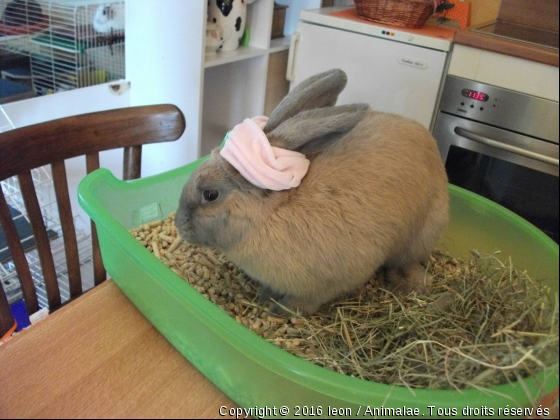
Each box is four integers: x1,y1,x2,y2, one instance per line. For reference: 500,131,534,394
130,213,559,391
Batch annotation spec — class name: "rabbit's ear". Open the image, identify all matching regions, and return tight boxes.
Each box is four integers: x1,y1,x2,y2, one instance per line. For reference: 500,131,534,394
268,104,370,155
264,69,348,133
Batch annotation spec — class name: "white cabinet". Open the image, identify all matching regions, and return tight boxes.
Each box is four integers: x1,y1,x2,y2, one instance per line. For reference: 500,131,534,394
293,20,449,129
289,9,452,130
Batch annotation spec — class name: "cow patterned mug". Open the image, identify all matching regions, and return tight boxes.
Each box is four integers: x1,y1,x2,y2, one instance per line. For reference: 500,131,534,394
208,0,255,52
205,22,230,57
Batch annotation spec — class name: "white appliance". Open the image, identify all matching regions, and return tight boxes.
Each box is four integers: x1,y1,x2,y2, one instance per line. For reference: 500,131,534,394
288,8,453,129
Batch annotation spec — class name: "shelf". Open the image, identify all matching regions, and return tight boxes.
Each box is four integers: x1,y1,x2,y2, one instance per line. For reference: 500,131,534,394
30,34,125,54
203,36,291,69
204,45,268,68
269,35,291,53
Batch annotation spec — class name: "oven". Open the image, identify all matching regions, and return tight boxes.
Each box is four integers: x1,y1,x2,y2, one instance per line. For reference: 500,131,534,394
433,76,559,243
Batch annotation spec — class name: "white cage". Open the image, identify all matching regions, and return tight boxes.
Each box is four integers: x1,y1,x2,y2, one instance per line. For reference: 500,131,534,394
0,105,95,309
0,0,125,96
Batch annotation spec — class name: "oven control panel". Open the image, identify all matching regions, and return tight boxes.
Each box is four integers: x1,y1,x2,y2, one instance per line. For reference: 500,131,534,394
446,81,505,119
438,76,559,144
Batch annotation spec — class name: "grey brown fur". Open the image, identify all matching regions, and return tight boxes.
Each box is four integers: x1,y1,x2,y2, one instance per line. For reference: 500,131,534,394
175,69,449,316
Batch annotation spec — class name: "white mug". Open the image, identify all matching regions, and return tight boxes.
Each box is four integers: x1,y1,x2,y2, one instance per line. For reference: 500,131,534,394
208,0,248,52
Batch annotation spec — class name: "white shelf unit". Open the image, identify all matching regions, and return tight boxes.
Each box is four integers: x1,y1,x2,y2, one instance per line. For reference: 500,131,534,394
204,45,269,69
269,35,292,53
202,55,270,155
126,0,322,176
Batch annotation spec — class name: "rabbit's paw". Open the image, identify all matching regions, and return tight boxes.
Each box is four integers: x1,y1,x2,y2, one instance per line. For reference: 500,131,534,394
387,263,431,296
257,285,285,305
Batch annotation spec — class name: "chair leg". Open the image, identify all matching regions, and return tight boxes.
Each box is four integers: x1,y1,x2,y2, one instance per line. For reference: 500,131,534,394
0,285,15,339
91,222,106,285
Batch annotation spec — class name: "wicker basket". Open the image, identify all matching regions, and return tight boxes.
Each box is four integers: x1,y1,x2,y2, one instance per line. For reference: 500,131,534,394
354,0,436,29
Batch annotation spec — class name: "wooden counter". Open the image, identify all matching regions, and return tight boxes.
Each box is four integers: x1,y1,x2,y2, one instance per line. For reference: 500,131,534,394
454,0,559,67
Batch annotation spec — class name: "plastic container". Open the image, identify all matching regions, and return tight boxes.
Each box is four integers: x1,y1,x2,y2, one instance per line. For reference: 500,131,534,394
78,158,559,418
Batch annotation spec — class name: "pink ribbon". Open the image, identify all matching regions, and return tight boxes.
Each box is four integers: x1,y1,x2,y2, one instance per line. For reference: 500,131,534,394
220,117,310,191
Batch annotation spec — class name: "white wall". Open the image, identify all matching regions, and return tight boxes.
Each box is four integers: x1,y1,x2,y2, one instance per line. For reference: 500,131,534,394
276,0,322,36
126,0,206,177
275,0,354,37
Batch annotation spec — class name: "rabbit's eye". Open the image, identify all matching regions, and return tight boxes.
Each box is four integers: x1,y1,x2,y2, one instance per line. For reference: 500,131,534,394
202,189,219,202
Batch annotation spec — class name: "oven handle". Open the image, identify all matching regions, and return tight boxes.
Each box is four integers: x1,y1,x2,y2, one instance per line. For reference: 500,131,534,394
454,127,560,167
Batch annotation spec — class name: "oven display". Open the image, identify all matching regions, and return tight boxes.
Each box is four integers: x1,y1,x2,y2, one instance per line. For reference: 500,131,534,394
462,89,489,102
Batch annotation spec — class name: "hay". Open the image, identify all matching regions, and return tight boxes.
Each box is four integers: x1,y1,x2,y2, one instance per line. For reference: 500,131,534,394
131,213,559,391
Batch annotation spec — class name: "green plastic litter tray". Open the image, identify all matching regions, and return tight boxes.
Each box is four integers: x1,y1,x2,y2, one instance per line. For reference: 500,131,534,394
78,157,559,419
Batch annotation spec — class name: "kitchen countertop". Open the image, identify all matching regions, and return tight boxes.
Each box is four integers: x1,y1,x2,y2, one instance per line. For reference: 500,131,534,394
454,27,559,67
0,280,238,419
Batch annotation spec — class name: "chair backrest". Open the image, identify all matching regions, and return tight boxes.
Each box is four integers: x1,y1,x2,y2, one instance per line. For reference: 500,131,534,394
0,105,186,337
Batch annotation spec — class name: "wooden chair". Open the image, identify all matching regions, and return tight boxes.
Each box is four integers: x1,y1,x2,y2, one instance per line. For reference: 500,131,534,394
0,105,186,338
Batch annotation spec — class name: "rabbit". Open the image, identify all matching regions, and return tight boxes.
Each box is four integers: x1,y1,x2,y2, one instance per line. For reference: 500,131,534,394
93,3,124,34
175,69,449,316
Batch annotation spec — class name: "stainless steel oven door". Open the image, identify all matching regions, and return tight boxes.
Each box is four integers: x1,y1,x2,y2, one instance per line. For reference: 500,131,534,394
433,112,559,178
433,112,559,242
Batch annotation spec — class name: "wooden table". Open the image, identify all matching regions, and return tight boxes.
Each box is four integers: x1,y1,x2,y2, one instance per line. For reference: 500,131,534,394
2,281,558,419
0,281,238,419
